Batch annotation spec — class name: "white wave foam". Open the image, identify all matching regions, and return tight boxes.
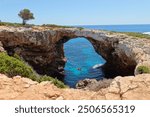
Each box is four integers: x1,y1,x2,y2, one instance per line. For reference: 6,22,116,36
92,64,103,69
143,32,150,35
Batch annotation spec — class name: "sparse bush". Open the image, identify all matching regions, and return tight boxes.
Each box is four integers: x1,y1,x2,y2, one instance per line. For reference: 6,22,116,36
42,24,74,28
38,75,67,88
0,22,23,27
78,27,84,30
137,66,150,74
0,22,34,27
121,32,150,39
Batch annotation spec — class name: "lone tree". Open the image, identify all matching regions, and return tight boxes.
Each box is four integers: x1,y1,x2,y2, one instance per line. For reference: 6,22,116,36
18,9,34,25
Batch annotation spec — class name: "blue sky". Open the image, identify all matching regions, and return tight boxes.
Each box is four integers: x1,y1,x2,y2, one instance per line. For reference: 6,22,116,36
0,0,150,25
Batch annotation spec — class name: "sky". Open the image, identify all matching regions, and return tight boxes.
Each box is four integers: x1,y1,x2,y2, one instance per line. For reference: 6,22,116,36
0,0,150,25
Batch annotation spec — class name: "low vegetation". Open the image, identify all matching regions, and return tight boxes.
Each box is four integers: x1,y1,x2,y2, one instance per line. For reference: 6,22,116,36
0,22,23,27
108,31,150,39
42,24,74,28
78,27,84,30
122,32,150,39
0,22,34,27
38,75,67,88
42,24,85,30
0,22,79,30
137,66,150,74
0,52,67,88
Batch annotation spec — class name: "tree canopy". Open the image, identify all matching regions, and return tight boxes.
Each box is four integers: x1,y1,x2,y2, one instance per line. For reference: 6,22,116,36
18,9,34,25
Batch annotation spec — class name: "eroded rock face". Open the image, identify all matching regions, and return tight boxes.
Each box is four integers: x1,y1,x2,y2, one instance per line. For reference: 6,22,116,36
0,41,5,52
0,73,150,100
76,79,113,91
0,26,150,78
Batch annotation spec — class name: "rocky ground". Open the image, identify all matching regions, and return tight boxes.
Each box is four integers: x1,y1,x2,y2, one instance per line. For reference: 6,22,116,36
0,73,150,100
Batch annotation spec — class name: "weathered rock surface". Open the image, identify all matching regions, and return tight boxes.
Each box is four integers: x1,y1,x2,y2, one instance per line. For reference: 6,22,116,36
76,79,113,91
0,41,5,52
0,26,150,78
0,73,150,100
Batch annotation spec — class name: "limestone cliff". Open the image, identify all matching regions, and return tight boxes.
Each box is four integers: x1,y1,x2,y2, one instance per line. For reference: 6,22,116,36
0,26,150,79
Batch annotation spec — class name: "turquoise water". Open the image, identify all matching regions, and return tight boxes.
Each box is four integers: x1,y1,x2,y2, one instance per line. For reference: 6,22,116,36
64,38,106,88
64,25,150,88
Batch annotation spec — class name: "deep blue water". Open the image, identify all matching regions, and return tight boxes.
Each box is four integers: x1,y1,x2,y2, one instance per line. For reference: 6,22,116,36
80,24,150,33
64,24,150,88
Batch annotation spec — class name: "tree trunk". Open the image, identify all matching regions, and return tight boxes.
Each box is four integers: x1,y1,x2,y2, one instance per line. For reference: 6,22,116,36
22,20,26,25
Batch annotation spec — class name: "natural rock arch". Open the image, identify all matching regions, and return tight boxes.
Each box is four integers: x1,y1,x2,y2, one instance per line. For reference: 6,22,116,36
0,26,150,79
55,34,136,79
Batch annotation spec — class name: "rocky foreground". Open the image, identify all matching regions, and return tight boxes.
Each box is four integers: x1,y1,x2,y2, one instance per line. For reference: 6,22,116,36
0,73,150,100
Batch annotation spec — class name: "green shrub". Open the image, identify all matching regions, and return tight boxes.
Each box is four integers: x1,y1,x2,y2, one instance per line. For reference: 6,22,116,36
137,66,150,74
78,27,84,30
0,52,36,78
0,52,67,88
13,53,23,61
38,75,67,88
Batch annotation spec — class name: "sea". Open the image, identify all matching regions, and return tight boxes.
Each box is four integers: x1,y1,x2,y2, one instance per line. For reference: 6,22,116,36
64,24,150,88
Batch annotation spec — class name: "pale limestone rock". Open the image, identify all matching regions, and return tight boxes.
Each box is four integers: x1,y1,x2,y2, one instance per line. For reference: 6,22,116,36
105,93,121,100
108,81,120,94
56,96,64,100
0,74,150,100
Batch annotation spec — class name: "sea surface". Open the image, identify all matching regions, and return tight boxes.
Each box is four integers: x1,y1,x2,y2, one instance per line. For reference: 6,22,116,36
64,24,150,88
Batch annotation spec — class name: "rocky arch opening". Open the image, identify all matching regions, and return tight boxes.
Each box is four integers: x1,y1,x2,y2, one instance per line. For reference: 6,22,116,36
62,37,106,87
56,35,137,81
